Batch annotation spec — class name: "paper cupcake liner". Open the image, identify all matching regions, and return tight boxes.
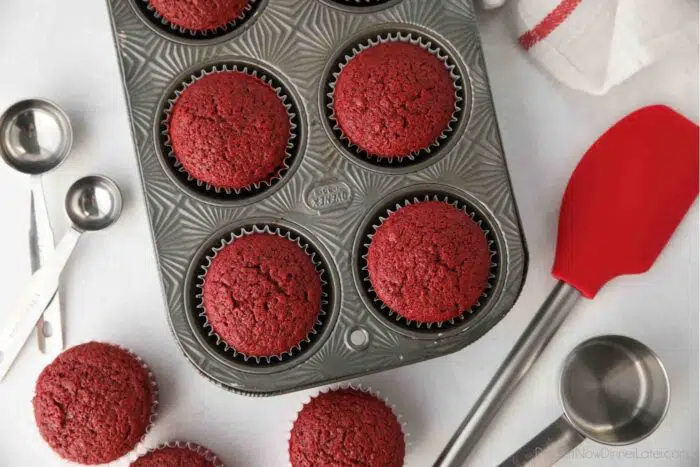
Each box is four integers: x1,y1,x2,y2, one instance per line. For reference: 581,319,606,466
325,31,464,165
360,194,499,330
287,383,410,467
125,344,160,440
41,342,159,467
160,63,299,197
194,224,330,365
132,441,224,467
139,0,259,39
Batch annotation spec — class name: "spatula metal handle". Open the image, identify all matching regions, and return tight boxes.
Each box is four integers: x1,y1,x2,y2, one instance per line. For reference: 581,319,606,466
433,281,581,467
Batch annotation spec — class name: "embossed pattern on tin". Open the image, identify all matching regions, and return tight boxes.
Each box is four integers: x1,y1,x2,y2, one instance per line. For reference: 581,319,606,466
106,0,528,396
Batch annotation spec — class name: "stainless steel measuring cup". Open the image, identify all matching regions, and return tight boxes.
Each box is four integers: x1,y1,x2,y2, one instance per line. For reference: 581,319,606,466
500,335,670,467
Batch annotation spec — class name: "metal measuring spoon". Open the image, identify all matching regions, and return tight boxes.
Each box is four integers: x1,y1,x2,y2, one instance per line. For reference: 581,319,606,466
0,99,72,355
0,175,122,381
499,335,670,467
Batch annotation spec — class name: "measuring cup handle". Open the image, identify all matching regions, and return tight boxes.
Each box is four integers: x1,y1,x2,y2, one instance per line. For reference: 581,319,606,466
498,416,586,467
0,227,81,381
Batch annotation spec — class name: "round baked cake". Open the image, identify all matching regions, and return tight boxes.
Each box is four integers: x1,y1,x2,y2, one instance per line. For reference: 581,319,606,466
367,200,491,323
333,41,455,158
131,444,220,467
202,233,322,357
168,71,290,190
149,0,249,32
289,388,405,467
32,342,155,465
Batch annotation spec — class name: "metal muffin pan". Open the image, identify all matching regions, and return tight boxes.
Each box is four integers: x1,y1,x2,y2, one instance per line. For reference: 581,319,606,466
106,0,528,396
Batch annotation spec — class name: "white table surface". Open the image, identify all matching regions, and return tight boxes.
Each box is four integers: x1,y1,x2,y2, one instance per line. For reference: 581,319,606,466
0,2,697,466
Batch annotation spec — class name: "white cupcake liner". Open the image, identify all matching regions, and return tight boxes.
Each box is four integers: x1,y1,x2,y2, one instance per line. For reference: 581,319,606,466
287,383,410,467
132,441,224,467
141,0,258,38
361,194,499,329
161,63,298,195
195,224,330,364
326,31,463,163
34,341,159,467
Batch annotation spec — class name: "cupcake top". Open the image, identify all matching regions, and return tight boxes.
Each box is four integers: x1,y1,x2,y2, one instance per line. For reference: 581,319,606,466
32,342,155,465
131,444,220,467
289,388,405,467
168,71,290,190
149,0,250,32
202,233,322,357
367,201,491,323
333,41,455,158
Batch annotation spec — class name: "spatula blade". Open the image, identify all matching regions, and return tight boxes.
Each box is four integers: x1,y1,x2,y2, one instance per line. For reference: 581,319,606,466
552,105,699,298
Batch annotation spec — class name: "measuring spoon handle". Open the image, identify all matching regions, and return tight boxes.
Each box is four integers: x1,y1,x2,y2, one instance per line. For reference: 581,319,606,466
0,227,81,381
498,415,586,467
433,281,581,467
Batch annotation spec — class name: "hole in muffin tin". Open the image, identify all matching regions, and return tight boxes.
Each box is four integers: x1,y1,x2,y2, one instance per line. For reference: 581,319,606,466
318,0,404,13
346,327,371,351
130,0,267,45
154,59,305,206
185,222,337,368
353,188,501,336
320,26,470,173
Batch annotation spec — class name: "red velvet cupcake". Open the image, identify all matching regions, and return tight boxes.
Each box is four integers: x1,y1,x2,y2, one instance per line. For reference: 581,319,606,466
131,442,222,467
168,71,291,191
367,200,492,323
202,232,323,358
149,0,250,32
333,41,456,158
289,387,405,467
32,342,157,465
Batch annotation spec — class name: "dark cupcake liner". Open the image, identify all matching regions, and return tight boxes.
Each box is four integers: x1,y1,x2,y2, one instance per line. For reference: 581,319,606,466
195,224,330,365
360,194,499,330
160,63,298,196
139,0,259,39
325,31,464,166
287,383,409,467
133,441,224,467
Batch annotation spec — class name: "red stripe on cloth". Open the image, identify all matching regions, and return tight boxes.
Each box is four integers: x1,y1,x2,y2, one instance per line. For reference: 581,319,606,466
518,0,584,50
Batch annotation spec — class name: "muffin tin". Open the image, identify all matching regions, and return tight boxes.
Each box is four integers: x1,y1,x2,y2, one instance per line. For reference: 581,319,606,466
106,0,528,396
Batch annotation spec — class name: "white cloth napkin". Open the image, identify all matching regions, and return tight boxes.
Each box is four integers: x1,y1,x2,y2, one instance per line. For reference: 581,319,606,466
481,0,699,95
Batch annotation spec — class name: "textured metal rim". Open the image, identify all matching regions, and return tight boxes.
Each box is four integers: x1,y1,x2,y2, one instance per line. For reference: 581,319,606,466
318,0,405,13
128,0,269,46
183,218,341,376
153,57,307,207
352,184,508,341
319,23,472,174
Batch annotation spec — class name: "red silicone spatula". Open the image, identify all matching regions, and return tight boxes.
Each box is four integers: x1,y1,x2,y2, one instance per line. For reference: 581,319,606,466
435,105,700,467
